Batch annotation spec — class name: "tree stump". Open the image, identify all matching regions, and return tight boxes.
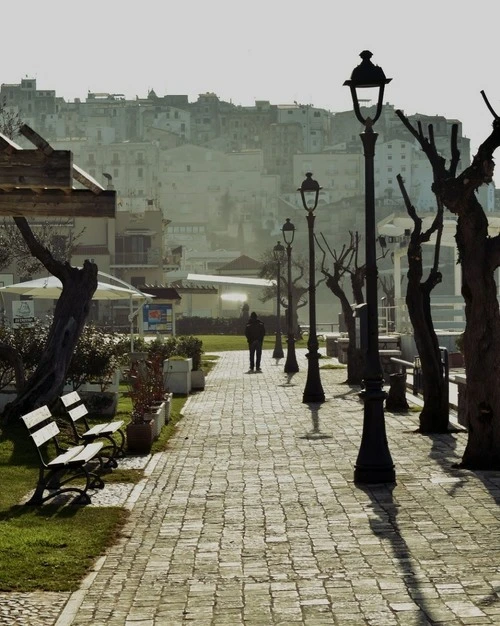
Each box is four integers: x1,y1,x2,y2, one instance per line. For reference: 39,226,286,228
386,373,409,412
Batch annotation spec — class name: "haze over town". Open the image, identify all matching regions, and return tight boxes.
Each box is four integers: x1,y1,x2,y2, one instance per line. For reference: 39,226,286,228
4,0,500,183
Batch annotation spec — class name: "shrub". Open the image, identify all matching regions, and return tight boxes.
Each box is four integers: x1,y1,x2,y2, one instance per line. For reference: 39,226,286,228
174,336,204,370
0,319,49,391
66,325,127,391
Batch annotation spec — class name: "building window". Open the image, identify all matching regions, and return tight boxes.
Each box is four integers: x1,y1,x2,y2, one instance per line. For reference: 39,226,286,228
138,168,143,178
186,165,191,172
113,168,119,178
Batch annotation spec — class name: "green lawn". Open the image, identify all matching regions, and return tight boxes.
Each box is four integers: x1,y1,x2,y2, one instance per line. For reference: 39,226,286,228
196,334,316,353
0,383,187,591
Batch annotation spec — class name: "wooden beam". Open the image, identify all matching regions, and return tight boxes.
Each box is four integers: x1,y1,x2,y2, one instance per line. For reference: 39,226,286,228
19,125,105,193
0,150,72,189
0,189,116,217
72,163,105,193
0,132,23,154
19,124,54,155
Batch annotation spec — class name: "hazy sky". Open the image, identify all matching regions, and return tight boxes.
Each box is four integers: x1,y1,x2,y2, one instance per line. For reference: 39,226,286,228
4,0,500,183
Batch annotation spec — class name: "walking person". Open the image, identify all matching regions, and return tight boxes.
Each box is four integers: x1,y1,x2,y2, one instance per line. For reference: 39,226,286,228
245,311,265,372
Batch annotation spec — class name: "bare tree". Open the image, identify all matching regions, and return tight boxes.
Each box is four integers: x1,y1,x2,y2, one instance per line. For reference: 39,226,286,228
317,231,365,384
0,217,84,277
396,173,449,433
259,249,309,339
0,98,22,140
396,93,500,468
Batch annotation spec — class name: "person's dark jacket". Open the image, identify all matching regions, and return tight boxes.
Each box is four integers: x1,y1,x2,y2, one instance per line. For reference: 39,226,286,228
245,318,265,344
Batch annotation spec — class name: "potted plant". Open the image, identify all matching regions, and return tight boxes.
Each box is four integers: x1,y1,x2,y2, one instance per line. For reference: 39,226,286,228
176,336,205,390
125,361,155,454
143,355,167,438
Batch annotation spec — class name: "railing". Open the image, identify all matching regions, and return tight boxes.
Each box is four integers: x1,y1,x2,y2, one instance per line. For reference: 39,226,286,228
390,347,449,399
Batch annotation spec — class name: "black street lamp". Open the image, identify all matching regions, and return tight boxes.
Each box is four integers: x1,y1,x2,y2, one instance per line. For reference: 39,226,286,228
282,218,299,373
299,173,325,403
272,240,285,360
344,50,395,484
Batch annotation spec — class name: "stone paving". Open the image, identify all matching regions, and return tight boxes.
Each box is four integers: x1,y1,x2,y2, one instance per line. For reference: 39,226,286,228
3,348,500,625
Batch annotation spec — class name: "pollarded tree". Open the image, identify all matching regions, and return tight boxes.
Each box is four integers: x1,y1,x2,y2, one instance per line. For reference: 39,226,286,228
259,249,309,339
396,173,449,433
396,93,500,468
317,231,365,385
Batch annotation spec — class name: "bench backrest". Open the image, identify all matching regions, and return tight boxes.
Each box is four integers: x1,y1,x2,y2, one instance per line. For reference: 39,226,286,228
60,391,89,423
21,405,60,449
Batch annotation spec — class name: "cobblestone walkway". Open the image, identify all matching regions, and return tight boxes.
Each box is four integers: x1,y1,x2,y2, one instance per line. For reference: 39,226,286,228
4,348,500,625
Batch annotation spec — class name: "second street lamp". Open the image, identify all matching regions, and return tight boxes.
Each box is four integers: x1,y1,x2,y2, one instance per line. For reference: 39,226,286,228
272,240,285,360
299,173,325,403
344,50,395,484
282,218,299,373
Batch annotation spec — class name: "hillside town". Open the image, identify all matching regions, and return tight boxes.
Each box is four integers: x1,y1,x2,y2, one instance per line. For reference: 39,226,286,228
2,77,497,329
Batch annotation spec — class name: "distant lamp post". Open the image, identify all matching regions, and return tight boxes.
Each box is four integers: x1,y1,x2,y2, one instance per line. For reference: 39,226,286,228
344,50,395,484
282,218,299,373
299,173,325,403
272,240,285,360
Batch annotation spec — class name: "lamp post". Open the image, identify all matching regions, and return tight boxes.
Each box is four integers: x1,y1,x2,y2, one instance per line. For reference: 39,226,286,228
299,173,325,403
272,240,285,360
344,50,395,484
282,218,299,373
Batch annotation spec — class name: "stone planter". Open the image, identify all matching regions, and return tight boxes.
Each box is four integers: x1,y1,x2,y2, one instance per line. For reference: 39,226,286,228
126,420,154,454
164,392,173,423
190,369,205,390
163,358,192,394
81,370,120,394
79,390,119,417
144,401,166,439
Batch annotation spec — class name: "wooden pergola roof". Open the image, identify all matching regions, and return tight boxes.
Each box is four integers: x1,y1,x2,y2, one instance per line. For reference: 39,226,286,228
0,124,115,218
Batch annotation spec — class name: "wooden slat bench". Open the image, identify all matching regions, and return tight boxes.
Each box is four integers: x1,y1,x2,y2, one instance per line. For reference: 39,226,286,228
59,391,125,468
21,405,105,505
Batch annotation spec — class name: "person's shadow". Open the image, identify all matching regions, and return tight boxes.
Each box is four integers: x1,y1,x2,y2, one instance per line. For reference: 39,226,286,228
301,404,331,440
279,372,298,387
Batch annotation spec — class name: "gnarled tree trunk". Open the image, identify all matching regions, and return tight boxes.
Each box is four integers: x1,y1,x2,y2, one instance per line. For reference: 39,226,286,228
398,97,500,467
397,173,449,433
3,217,97,422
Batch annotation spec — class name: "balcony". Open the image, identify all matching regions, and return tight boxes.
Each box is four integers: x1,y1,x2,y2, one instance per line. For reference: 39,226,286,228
110,249,160,268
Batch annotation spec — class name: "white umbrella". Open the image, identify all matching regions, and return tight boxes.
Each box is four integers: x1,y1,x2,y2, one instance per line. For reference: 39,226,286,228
0,274,154,351
0,275,151,301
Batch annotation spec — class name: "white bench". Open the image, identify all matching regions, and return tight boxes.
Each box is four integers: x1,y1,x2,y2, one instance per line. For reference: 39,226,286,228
59,391,125,468
21,405,105,505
